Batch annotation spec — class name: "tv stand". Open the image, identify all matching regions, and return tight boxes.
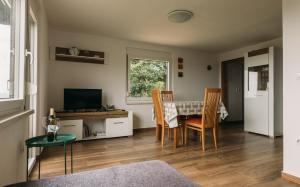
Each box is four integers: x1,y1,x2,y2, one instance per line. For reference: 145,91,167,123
61,107,107,113
56,110,133,140
56,110,127,119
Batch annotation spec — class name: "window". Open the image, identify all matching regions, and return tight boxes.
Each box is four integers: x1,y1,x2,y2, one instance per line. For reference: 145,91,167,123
0,0,25,100
248,65,269,91
126,48,171,104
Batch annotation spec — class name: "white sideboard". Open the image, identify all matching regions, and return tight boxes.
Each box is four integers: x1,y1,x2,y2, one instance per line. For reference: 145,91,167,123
59,119,83,140
57,110,133,141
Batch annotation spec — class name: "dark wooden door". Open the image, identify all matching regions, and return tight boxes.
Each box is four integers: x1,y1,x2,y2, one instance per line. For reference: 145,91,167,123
222,58,244,122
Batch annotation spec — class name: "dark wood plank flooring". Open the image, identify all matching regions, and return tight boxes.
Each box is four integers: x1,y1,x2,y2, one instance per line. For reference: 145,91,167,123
30,124,298,187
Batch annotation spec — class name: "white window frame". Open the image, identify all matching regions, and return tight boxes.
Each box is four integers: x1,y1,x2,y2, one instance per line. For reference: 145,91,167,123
0,0,26,115
126,47,173,105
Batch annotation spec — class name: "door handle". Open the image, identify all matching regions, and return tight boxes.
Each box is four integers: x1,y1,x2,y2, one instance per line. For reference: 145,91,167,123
25,49,33,65
7,80,10,91
113,122,124,125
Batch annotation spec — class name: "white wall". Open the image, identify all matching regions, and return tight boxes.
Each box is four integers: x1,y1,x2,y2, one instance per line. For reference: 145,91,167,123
47,30,219,128
282,0,300,179
0,0,49,185
0,119,29,186
34,0,49,135
219,38,282,62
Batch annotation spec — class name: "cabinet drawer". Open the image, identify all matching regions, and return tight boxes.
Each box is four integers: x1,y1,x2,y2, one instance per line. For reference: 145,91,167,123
105,118,129,137
59,120,83,140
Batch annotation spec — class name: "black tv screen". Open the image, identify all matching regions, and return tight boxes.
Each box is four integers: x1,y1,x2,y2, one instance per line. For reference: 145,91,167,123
64,89,102,110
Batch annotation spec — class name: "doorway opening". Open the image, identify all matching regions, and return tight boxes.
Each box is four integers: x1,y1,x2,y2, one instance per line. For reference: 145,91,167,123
221,57,244,128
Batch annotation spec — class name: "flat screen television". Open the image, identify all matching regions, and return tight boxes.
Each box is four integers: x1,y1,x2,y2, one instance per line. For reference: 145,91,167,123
64,88,102,110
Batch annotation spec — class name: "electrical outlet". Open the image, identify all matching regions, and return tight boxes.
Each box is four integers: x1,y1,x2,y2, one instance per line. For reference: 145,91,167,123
296,73,300,80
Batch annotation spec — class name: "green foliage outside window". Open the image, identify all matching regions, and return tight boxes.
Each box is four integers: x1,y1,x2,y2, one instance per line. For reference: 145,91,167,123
129,58,168,97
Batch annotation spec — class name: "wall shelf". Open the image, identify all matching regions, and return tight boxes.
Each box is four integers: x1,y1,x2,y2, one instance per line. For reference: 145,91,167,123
55,47,105,64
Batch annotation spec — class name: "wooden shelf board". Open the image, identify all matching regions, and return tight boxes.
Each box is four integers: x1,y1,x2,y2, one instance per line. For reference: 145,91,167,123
56,110,128,120
82,135,107,141
56,54,104,60
55,47,105,64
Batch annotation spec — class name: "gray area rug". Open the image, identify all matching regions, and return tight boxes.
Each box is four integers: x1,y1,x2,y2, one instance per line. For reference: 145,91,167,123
9,160,200,187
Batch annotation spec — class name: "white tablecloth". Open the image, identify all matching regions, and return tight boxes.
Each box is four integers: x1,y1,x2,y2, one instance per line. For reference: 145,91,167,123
163,101,228,128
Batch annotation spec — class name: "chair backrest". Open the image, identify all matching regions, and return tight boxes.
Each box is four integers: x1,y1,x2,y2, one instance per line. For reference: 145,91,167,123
202,88,222,128
151,89,164,125
161,91,174,102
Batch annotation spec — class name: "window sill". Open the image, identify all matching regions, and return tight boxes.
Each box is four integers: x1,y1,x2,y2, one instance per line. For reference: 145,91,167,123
126,98,153,105
0,109,34,128
0,99,24,115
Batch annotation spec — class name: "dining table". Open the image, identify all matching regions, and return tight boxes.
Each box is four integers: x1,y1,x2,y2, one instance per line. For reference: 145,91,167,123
162,100,228,128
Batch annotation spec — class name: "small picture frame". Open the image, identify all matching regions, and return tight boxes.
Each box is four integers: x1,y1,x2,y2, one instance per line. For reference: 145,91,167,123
178,64,183,69
178,72,183,77
178,57,183,63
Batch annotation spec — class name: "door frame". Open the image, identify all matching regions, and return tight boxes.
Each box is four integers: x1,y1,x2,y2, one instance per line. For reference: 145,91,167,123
221,57,245,123
26,6,38,173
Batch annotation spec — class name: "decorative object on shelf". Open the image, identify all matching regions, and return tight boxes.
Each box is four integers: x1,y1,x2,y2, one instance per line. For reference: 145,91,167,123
69,47,80,56
178,57,184,77
55,47,105,64
207,65,212,71
106,104,115,111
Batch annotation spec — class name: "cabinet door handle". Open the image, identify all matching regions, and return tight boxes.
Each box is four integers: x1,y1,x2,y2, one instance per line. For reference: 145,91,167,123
113,122,124,124
62,124,76,127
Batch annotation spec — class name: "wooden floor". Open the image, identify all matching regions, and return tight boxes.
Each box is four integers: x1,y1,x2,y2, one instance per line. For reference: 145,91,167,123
31,124,298,187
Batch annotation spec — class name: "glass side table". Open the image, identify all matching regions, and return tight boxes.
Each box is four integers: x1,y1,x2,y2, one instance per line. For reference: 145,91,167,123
25,133,76,181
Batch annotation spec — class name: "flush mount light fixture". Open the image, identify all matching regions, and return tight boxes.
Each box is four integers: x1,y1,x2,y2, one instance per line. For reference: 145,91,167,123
168,10,194,23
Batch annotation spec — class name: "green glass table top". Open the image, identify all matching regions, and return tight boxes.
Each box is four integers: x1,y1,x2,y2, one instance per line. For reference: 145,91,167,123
26,134,76,148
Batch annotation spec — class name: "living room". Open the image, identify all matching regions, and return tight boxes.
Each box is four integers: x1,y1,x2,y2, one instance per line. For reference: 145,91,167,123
0,0,300,186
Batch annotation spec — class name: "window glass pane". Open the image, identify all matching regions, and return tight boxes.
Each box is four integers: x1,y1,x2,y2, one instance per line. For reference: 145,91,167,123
248,65,269,91
0,0,15,99
128,58,168,97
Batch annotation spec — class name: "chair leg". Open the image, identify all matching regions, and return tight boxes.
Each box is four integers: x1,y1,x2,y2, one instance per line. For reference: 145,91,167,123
213,127,218,149
161,126,165,147
181,126,184,145
156,125,161,141
199,131,202,144
184,126,188,145
173,128,177,148
199,130,202,143
201,129,205,151
216,124,219,143
168,128,172,140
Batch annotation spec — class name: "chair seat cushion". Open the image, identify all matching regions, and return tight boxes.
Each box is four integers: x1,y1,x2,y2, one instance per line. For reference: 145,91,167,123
186,118,202,127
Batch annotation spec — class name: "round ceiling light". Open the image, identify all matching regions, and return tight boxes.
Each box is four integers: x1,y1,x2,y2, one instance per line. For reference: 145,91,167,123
168,10,194,23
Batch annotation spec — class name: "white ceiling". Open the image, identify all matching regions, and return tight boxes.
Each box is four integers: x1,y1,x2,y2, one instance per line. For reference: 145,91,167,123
44,0,282,52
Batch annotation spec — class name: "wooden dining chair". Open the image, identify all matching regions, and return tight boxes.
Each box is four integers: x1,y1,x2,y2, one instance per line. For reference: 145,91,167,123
161,90,185,144
161,91,174,140
161,91,174,102
152,89,180,148
184,88,221,151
